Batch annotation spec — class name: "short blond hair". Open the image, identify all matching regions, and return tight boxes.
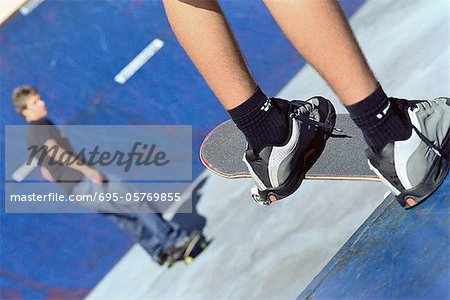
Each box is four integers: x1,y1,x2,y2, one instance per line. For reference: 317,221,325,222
12,85,39,116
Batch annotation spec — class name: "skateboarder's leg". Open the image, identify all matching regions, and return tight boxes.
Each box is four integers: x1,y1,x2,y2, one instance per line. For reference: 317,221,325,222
163,0,256,110
164,1,449,206
104,212,197,265
103,213,167,263
163,0,296,156
163,0,336,205
264,0,412,151
265,0,450,207
264,0,377,105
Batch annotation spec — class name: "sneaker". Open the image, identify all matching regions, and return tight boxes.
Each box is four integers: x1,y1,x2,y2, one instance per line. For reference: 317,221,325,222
154,253,168,266
243,97,336,206
366,97,450,209
163,230,202,267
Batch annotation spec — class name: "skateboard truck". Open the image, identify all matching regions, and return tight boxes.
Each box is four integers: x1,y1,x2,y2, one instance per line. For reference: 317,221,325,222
250,186,275,206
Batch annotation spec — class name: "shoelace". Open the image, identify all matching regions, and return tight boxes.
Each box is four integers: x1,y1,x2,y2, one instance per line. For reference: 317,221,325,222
290,100,445,158
402,100,445,158
411,122,444,158
289,102,336,133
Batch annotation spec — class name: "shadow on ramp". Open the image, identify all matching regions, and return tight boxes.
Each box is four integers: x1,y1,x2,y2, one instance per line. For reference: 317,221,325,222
299,176,449,299
171,176,208,234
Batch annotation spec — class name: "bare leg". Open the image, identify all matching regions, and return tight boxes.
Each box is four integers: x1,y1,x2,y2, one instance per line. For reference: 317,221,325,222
263,0,378,105
163,0,257,110
163,0,448,209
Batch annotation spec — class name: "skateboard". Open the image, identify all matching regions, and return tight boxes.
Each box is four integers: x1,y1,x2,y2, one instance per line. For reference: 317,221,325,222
200,114,379,181
166,231,210,267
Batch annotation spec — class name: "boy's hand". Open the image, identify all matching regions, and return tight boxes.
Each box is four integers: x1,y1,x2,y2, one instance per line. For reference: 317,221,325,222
40,167,55,182
83,167,103,185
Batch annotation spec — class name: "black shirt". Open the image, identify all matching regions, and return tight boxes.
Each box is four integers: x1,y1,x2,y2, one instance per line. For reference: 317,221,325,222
27,118,85,194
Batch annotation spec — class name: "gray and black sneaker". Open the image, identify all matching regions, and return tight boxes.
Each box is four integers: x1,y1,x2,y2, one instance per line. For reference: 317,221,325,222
366,97,450,209
244,97,336,206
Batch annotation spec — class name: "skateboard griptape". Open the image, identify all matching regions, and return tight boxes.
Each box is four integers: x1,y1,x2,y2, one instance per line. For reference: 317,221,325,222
200,114,379,181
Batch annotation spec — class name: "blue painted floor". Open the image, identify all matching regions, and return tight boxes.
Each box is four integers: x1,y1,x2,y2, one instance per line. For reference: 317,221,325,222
299,176,449,300
0,1,363,298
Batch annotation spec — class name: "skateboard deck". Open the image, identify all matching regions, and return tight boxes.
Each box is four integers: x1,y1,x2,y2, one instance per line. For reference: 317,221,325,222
200,114,379,181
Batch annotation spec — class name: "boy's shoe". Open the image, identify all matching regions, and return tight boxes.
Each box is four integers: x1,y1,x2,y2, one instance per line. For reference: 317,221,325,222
163,230,202,267
243,97,336,206
366,98,450,209
154,253,168,266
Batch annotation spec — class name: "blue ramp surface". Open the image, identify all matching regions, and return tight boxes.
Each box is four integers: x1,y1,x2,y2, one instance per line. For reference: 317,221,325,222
299,176,449,299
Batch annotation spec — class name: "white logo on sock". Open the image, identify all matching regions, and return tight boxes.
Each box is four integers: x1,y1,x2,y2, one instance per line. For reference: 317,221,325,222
376,102,391,119
261,98,272,112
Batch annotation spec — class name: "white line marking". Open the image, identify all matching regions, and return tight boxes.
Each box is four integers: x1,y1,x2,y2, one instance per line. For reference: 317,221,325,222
20,0,45,16
114,39,164,84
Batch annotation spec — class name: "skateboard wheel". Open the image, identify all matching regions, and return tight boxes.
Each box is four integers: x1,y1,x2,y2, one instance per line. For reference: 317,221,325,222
185,256,193,265
250,186,271,206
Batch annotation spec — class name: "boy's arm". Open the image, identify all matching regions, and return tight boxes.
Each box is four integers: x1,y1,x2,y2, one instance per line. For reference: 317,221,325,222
40,166,55,182
43,139,103,185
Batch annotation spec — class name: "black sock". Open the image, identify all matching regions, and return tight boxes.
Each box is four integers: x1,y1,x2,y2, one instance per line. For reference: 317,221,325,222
228,87,289,154
346,84,411,152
